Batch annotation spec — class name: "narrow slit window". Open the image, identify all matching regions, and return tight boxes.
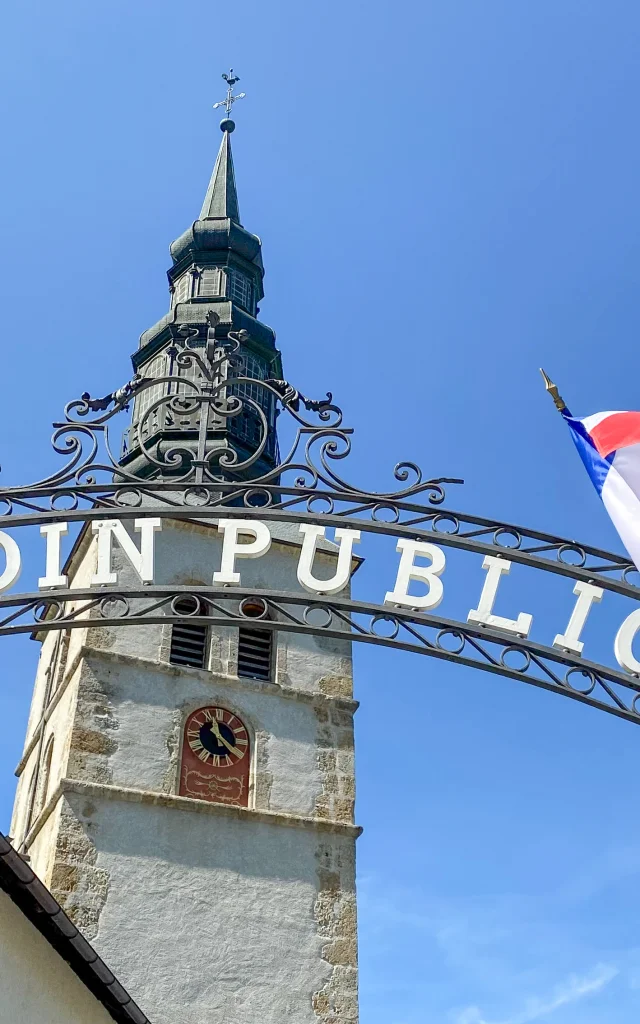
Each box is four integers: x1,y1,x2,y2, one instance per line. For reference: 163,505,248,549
170,599,208,669
238,627,272,681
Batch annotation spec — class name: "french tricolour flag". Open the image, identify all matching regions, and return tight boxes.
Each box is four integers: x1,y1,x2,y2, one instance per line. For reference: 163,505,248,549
563,408,640,570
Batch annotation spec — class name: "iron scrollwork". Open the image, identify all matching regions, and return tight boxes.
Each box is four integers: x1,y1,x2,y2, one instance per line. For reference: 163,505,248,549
3,317,640,732
0,586,639,728
79,375,150,414
0,318,637,599
0,311,638,598
0,309,461,504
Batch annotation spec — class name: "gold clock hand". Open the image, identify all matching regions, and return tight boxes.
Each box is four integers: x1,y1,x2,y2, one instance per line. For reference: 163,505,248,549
209,718,243,759
218,733,244,759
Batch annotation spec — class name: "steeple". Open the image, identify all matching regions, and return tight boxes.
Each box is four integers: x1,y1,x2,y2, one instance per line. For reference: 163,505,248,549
199,124,240,222
120,75,282,481
166,110,265,315
198,69,245,224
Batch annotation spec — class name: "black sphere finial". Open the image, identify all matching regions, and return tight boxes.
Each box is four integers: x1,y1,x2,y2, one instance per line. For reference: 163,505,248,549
220,118,236,133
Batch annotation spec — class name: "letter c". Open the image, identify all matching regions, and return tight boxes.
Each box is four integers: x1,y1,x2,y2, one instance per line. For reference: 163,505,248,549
614,608,640,674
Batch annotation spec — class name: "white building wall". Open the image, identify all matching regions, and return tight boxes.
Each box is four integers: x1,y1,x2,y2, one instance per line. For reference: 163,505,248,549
0,889,114,1024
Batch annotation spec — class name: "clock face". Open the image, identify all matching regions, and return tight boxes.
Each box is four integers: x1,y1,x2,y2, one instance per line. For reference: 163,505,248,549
185,706,249,768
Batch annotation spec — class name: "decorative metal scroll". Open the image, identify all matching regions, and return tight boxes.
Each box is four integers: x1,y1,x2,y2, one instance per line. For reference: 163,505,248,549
0,586,639,727
1,493,638,602
0,314,459,501
0,312,638,598
2,317,640,728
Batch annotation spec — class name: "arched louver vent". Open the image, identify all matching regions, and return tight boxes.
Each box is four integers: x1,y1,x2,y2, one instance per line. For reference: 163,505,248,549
170,599,208,669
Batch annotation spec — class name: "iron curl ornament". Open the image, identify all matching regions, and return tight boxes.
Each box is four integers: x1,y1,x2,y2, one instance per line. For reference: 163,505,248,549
0,312,639,602
0,587,639,727
0,312,638,605
3,314,640,730
0,310,462,510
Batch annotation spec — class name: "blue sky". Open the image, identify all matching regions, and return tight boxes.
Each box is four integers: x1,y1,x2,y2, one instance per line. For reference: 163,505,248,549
2,1,640,1021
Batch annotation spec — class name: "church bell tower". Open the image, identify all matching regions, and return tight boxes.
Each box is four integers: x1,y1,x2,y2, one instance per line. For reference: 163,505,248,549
10,79,360,1024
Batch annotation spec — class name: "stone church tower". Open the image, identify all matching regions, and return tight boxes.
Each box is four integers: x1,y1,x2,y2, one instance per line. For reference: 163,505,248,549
9,110,360,1024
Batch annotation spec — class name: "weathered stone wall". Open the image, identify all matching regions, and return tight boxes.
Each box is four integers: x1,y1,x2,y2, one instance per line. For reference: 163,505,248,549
313,837,359,1022
11,517,360,1023
44,786,359,1024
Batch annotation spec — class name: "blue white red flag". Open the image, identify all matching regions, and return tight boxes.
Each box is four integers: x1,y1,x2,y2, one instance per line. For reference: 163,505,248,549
562,407,640,570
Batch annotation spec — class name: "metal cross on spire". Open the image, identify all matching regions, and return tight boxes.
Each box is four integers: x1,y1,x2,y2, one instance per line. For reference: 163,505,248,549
213,69,246,119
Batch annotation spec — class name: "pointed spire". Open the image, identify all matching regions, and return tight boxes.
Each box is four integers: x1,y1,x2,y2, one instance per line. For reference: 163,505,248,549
200,123,241,223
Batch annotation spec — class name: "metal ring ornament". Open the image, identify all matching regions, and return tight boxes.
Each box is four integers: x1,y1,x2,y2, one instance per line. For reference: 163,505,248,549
184,487,212,507
239,597,269,620
113,488,143,508
34,600,63,623
169,594,201,617
244,488,274,508
435,628,466,655
500,645,531,672
564,666,598,695
371,504,401,525
50,491,79,512
99,595,131,619
432,514,460,535
493,527,522,549
370,614,400,640
558,544,587,568
303,604,333,629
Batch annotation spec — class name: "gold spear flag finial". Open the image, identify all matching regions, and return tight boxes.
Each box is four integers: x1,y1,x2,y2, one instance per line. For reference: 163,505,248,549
539,368,566,413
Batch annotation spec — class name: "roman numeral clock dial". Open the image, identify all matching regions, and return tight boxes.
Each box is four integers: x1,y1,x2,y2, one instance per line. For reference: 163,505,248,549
180,706,250,807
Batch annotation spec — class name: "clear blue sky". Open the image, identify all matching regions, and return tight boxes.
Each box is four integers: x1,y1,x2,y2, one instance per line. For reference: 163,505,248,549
2,2,640,1022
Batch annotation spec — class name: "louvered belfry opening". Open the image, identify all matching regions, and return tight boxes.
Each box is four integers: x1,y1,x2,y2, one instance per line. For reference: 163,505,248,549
237,598,273,682
169,598,208,669
238,627,272,681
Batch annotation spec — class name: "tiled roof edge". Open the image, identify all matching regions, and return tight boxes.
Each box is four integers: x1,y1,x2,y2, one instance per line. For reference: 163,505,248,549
0,831,151,1024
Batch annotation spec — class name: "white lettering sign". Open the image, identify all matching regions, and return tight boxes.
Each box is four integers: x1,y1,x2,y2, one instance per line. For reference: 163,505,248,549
92,519,162,585
297,525,361,595
553,581,603,654
0,531,21,593
384,540,446,610
213,519,272,585
615,609,640,674
39,523,69,589
6,516,640,682
467,555,532,636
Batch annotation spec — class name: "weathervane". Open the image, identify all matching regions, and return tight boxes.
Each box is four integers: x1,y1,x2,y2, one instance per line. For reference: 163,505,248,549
213,69,246,120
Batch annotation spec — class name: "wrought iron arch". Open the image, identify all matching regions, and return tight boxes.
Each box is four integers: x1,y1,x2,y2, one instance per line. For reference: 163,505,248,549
1,324,639,727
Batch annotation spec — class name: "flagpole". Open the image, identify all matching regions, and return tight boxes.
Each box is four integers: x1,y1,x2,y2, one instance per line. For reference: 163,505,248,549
539,368,567,413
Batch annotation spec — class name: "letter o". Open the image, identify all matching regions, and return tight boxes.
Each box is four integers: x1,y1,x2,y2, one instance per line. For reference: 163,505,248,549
0,530,21,593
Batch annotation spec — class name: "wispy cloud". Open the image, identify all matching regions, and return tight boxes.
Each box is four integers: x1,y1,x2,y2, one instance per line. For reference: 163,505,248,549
452,963,619,1024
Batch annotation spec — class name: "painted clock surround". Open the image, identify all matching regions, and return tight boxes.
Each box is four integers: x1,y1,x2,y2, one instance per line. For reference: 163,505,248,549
179,705,251,807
